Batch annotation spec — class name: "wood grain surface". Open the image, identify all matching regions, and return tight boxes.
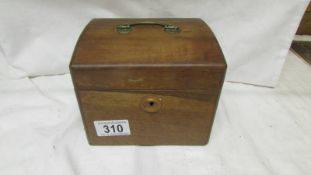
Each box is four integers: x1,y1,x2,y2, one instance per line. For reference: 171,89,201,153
291,41,311,65
71,18,225,66
70,18,226,145
78,90,219,145
297,3,311,35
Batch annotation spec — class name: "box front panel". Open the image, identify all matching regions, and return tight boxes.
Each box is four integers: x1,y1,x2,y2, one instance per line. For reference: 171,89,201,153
72,68,225,91
77,90,219,145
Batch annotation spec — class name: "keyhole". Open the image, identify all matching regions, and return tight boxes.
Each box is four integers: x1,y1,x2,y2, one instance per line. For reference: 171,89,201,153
141,96,162,113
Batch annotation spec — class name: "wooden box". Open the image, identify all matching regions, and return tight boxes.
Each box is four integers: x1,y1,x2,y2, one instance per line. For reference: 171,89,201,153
70,18,226,145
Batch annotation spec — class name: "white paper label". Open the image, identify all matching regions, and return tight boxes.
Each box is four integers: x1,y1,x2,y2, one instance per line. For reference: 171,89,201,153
94,120,131,136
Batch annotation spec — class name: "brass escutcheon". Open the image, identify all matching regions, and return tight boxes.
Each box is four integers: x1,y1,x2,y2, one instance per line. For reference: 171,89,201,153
140,96,162,113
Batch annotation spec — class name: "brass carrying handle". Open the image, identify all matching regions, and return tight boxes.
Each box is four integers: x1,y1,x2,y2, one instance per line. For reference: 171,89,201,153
116,21,181,34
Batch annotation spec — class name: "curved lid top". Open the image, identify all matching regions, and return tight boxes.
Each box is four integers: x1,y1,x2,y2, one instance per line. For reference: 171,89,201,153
70,18,226,69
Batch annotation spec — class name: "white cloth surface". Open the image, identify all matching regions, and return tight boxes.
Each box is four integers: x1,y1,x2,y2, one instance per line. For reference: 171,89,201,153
0,51,310,175
0,0,310,86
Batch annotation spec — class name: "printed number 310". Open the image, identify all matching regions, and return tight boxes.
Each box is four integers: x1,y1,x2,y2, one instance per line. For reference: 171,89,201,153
103,124,124,133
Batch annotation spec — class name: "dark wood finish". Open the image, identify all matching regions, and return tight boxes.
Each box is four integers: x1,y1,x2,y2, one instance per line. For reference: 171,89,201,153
71,18,224,66
291,41,311,65
72,68,224,91
70,18,227,145
78,91,219,145
297,3,311,35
